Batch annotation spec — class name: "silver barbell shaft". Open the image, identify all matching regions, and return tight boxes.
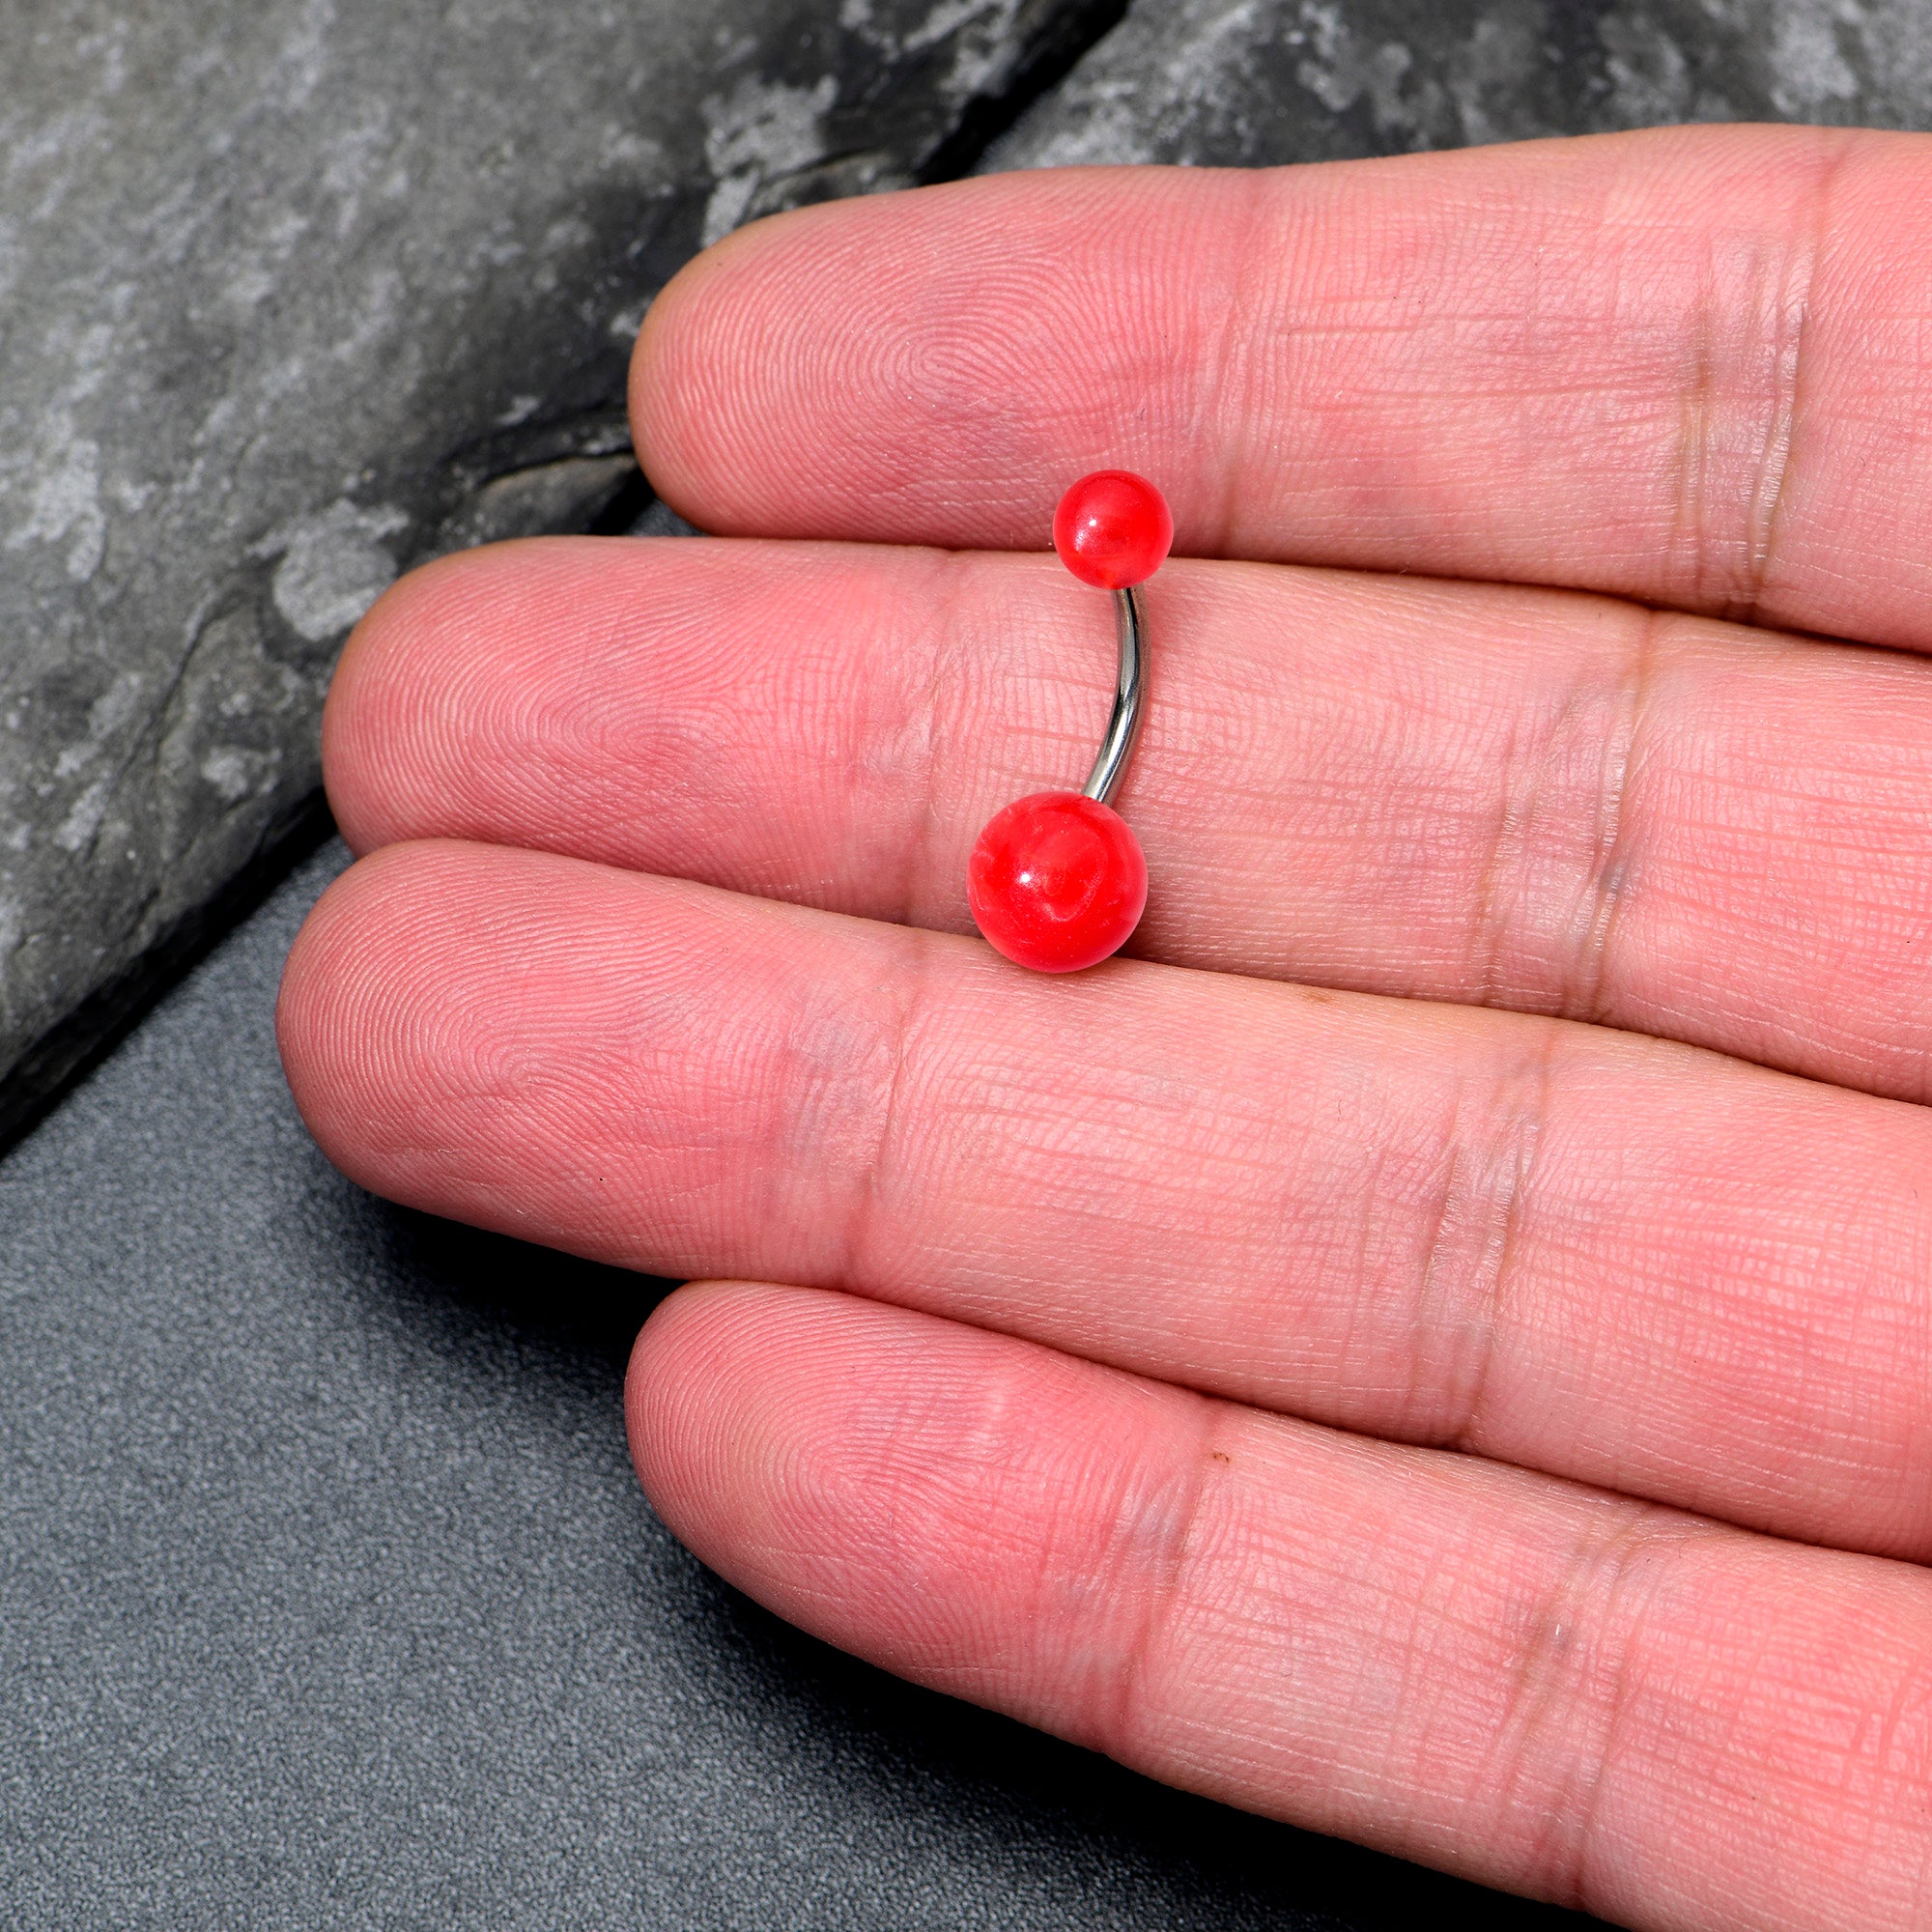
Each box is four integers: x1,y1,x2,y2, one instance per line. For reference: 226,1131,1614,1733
1080,585,1146,809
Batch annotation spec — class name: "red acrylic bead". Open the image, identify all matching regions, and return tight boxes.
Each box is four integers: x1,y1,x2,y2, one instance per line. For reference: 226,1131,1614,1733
967,790,1148,974
1052,470,1173,589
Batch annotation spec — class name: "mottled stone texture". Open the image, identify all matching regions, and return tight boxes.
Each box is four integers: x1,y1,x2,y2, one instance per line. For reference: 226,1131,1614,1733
0,0,1102,1139
987,0,1932,168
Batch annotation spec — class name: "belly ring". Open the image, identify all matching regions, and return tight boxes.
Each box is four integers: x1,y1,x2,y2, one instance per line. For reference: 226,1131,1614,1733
967,470,1172,974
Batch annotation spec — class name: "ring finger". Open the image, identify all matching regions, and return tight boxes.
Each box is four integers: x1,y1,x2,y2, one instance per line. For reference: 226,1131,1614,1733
278,838,1932,1560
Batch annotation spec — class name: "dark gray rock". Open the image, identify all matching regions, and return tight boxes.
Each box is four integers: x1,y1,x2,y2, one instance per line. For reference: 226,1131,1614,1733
987,0,1932,169
0,0,1108,1142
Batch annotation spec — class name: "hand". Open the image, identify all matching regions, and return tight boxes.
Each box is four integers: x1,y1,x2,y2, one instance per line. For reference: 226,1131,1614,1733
278,126,1932,1931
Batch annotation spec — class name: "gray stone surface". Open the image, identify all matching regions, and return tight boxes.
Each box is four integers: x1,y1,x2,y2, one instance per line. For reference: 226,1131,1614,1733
987,0,1932,169
0,837,1597,1929
0,0,1109,1143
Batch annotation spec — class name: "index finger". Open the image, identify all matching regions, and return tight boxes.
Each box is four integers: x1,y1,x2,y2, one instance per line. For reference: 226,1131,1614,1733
633,124,1932,650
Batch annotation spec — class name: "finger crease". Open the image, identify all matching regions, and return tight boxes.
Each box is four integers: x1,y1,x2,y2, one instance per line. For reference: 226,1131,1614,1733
900,548,978,928
1731,133,1848,628
1486,1506,1692,1918
839,924,936,1289
1205,172,1279,554
1420,1020,1560,1454
1103,1401,1222,1768
1568,604,1661,1027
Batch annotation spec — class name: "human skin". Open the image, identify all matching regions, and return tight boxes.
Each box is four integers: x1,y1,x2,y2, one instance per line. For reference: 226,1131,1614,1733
277,126,1932,1929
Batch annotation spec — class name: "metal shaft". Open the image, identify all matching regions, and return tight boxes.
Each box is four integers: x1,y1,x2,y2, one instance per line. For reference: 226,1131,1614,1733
1080,585,1146,808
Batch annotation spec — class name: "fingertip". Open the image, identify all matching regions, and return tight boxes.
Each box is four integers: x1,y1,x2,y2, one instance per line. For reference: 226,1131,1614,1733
628,249,704,525
274,838,495,1186
617,1280,1212,1749
324,537,633,859
275,840,415,1152
625,1280,915,1600
628,209,813,531
626,179,1048,540
623,1278,918,1531
624,1278,782,1518
322,595,395,856
623,168,1243,548
323,547,509,855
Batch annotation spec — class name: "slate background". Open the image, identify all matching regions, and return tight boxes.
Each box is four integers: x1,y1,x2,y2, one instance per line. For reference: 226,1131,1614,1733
988,0,1932,170
8,0,1931,1923
0,0,1118,1143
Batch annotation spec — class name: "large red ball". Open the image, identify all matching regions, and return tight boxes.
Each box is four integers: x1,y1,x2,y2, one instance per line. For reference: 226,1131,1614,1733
967,790,1148,973
1052,470,1174,589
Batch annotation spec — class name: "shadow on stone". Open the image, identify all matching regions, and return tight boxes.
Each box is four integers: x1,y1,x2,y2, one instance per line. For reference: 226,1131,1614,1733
378,1203,677,1382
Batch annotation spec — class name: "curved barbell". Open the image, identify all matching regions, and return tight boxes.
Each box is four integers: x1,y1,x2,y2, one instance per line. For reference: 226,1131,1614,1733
966,471,1172,975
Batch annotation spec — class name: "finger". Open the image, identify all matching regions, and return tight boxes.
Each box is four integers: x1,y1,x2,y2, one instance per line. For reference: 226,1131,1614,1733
329,534,1932,1103
277,839,1932,1560
633,124,1932,651
634,1282,1932,1932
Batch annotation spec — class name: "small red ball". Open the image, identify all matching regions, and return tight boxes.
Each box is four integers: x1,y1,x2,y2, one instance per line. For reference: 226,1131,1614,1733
967,790,1148,974
1052,470,1174,589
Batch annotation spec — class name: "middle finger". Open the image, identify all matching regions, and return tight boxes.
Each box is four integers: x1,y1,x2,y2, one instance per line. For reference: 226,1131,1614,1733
330,534,1932,1101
